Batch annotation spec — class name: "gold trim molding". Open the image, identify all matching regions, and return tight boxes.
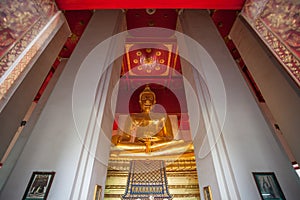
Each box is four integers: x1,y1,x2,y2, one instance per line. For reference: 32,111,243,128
242,0,300,87
0,0,59,103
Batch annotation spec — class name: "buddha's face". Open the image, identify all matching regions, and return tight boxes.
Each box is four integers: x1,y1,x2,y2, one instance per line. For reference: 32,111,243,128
140,93,155,112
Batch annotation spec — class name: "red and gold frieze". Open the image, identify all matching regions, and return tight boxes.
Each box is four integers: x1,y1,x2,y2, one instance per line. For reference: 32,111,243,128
0,14,64,101
0,0,58,101
242,0,300,86
0,0,57,59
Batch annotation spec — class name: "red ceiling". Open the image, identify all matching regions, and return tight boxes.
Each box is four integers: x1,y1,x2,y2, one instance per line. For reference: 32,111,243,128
55,0,245,10
126,9,178,31
35,3,265,135
59,10,93,58
37,4,263,111
36,1,265,131
35,8,246,102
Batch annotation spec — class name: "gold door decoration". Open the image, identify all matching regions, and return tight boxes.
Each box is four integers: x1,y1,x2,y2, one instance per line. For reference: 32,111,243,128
203,186,213,200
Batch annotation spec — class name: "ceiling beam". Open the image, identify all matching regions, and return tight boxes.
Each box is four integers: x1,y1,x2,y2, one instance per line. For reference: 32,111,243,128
55,0,245,10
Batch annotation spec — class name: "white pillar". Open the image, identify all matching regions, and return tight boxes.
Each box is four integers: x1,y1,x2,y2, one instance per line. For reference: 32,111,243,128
0,10,123,200
179,10,239,200
178,10,300,200
69,10,124,200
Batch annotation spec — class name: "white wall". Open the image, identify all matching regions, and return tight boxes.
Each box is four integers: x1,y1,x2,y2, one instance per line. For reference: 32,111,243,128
230,16,300,163
2,9,299,200
0,12,70,191
0,10,121,200
180,10,300,200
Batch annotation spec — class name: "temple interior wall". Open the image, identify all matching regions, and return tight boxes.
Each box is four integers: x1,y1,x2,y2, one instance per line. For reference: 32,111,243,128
0,10,299,200
230,16,300,164
0,10,121,200
180,10,300,200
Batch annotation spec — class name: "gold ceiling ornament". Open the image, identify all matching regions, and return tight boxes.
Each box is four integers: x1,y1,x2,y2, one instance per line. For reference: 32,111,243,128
159,59,165,64
69,33,79,44
136,51,142,56
133,59,138,64
125,43,172,76
148,20,155,27
139,56,156,73
146,8,156,15
155,66,161,70
141,57,154,65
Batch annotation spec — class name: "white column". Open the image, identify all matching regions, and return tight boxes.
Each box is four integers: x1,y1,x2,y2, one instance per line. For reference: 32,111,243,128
178,9,300,200
69,10,124,200
179,10,239,200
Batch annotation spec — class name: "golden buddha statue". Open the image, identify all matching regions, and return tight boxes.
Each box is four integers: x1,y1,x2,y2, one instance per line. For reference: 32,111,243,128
111,85,195,157
111,85,174,153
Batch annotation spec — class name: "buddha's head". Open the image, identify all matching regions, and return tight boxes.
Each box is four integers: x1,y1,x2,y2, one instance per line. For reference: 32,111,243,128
139,85,156,113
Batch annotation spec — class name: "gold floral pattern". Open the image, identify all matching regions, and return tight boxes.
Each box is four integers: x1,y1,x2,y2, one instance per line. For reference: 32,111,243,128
255,20,300,82
242,0,300,86
0,0,58,100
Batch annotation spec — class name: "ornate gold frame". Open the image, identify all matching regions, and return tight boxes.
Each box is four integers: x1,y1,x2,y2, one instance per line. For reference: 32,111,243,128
203,185,213,200
93,185,102,200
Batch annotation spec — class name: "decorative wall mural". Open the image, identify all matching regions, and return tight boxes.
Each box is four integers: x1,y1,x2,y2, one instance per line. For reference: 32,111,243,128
0,0,59,100
242,0,300,86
